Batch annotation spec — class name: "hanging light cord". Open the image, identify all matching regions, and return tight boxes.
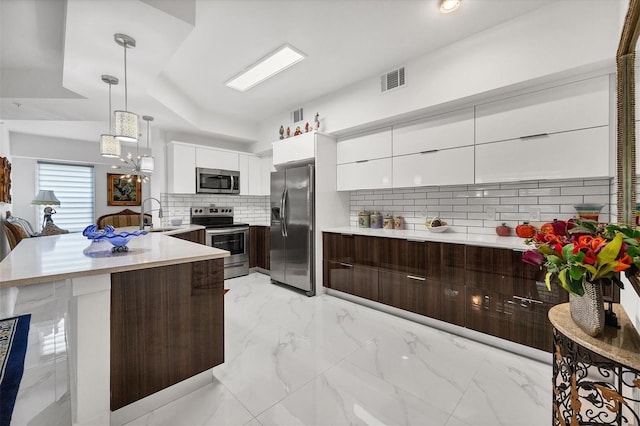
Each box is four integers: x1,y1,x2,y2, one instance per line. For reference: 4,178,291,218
123,40,129,111
146,118,150,151
108,82,112,131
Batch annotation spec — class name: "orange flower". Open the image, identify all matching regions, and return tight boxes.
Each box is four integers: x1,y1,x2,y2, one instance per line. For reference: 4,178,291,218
590,237,606,251
615,261,631,272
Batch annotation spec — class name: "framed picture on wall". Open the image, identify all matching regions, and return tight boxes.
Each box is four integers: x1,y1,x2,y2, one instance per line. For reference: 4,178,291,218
107,173,141,206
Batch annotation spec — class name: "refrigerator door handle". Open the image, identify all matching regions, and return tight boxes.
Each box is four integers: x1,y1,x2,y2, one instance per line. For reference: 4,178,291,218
280,187,286,237
282,187,289,237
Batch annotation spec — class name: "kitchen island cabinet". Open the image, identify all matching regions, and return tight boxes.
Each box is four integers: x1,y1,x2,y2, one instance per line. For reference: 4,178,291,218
0,232,228,425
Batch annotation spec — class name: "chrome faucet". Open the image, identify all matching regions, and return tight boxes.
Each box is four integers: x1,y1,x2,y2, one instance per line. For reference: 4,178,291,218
140,197,163,230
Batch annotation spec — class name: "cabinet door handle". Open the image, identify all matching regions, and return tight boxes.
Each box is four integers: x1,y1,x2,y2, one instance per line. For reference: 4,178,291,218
406,275,426,281
340,262,353,268
420,149,439,154
355,159,369,163
341,233,353,237
512,295,543,304
519,133,549,140
407,239,425,242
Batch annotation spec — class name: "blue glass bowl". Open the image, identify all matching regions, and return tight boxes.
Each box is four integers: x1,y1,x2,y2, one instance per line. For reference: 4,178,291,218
83,225,147,248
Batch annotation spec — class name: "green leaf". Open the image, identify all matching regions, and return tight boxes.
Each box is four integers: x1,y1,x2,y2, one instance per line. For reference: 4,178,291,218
569,265,584,281
546,255,563,266
562,244,575,261
596,232,623,265
567,277,585,296
581,263,597,276
545,272,553,291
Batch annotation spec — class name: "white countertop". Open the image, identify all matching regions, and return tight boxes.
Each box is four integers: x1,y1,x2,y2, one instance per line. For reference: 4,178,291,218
0,230,228,288
323,226,531,250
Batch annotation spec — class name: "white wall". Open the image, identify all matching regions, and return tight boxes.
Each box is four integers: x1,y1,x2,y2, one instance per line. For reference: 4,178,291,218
254,1,625,151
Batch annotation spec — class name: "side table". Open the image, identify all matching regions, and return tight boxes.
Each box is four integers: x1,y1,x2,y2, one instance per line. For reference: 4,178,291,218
549,303,640,425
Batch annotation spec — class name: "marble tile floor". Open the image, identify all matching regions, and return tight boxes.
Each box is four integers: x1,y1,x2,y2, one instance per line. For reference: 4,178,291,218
126,273,552,426
2,272,552,425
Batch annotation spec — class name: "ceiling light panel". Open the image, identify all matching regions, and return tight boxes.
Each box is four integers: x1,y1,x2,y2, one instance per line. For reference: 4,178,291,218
226,44,306,92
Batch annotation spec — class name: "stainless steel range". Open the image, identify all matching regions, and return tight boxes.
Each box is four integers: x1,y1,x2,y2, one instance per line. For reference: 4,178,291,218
190,206,249,279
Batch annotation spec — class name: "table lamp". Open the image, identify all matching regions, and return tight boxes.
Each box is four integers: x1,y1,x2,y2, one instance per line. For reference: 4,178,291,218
31,190,61,230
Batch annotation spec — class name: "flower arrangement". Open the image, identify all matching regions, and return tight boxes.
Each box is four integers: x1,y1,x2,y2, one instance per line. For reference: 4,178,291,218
522,219,640,296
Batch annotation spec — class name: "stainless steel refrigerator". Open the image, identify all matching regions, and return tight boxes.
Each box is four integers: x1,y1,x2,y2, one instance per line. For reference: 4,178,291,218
270,164,315,296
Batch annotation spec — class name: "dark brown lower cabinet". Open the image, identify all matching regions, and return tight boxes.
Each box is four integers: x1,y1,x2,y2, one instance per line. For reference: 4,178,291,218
169,228,205,245
379,270,432,317
249,226,270,270
324,260,379,301
322,232,567,352
110,258,224,410
465,286,512,341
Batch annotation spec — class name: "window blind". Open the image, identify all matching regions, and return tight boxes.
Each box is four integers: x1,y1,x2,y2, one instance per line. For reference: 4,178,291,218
37,162,95,233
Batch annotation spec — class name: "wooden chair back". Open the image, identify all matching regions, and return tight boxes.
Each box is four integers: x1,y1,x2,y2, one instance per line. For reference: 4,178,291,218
97,208,152,229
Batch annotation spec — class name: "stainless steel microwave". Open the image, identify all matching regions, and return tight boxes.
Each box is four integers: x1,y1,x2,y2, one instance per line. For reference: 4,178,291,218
196,168,240,194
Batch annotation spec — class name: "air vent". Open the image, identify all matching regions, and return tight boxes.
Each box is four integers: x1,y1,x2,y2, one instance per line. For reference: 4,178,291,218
381,67,406,93
292,107,304,123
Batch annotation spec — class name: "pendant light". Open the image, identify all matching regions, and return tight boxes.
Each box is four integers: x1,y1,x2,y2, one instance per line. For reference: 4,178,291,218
99,75,121,157
113,33,138,142
140,116,155,173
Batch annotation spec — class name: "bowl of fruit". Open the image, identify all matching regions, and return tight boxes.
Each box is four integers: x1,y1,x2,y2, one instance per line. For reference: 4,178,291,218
425,216,448,233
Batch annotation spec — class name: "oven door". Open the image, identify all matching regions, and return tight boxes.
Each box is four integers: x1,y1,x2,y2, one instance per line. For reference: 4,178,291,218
206,227,249,279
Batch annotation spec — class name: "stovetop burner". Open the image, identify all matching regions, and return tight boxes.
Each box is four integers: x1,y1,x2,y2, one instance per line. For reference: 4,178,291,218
190,206,249,229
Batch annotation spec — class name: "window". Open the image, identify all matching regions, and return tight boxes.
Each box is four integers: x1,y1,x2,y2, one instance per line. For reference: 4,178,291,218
37,162,95,233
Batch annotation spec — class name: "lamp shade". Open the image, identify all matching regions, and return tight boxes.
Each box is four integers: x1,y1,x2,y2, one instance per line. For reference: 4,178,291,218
140,155,154,174
114,110,139,142
100,134,121,157
32,190,60,205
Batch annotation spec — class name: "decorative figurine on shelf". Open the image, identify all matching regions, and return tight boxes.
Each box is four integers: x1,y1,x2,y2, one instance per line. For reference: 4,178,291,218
314,112,320,131
305,122,310,133
294,126,302,136
286,127,291,138
279,125,284,140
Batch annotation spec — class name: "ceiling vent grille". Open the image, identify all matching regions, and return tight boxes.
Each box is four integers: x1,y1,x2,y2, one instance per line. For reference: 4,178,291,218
381,67,406,93
292,108,304,123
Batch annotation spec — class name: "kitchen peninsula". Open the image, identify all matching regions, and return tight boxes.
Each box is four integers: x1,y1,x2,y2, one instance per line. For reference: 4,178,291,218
0,230,228,425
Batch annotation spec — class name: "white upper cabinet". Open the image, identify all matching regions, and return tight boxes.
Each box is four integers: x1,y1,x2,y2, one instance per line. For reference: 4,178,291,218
393,146,474,188
476,126,610,183
475,75,610,145
195,147,239,171
392,108,474,155
259,155,273,196
167,143,196,194
336,128,392,164
272,132,316,166
337,158,392,191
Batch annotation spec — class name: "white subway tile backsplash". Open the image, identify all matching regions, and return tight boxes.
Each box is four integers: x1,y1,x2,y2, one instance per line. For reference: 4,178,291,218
500,196,539,205
561,185,609,196
518,187,561,196
427,192,453,199
538,195,584,205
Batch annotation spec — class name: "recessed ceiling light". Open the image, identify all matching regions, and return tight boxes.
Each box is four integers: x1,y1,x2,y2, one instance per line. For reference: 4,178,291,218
226,44,306,92
440,0,460,13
